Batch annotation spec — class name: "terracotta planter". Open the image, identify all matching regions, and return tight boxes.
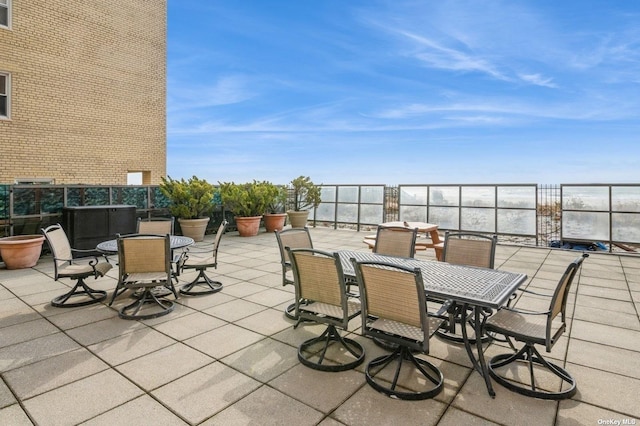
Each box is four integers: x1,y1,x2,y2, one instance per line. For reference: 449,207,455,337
287,210,310,228
0,235,46,270
235,216,262,237
178,217,210,242
264,213,287,233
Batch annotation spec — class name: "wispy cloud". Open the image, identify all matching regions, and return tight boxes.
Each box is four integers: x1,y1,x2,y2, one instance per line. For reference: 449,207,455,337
517,73,558,88
168,75,256,112
399,30,508,80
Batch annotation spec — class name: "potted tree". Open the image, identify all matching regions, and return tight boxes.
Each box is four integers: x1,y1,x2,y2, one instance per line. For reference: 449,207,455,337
287,176,322,228
264,185,288,232
159,176,215,242
218,180,274,237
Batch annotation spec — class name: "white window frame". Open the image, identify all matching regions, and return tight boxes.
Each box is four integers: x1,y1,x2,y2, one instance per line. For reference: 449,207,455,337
0,0,11,30
0,72,10,120
14,178,55,185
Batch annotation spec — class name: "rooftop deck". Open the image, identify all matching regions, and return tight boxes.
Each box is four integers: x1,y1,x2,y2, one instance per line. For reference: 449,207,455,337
0,227,638,425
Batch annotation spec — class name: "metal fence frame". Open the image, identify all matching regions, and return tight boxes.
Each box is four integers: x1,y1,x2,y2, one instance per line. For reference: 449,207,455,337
2,183,639,253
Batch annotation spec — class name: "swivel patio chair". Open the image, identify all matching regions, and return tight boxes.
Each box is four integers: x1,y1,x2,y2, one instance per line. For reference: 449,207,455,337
179,220,228,295
363,226,418,258
138,217,181,279
372,225,418,258
275,227,313,319
109,233,179,307
484,253,588,399
114,233,175,320
352,259,444,400
137,217,175,234
288,248,365,372
435,231,498,344
42,223,112,308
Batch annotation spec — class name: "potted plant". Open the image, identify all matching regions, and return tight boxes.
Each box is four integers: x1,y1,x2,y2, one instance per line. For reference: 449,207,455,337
264,185,288,233
0,234,46,269
218,180,274,237
159,176,215,241
287,176,322,228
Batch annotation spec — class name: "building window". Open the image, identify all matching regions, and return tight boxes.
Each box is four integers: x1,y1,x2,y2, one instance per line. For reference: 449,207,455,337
0,72,9,119
0,0,10,29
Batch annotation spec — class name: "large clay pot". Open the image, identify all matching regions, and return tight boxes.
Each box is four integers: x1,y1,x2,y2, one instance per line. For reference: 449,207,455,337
263,213,287,233
235,216,262,237
0,235,46,269
178,217,210,242
287,210,310,228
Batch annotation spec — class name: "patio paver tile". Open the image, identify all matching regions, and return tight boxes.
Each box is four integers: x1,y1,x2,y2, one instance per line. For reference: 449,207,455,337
203,385,324,426
151,362,260,425
22,369,143,426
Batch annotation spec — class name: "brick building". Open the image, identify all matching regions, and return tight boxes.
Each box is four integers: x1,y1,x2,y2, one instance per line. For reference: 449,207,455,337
0,0,166,185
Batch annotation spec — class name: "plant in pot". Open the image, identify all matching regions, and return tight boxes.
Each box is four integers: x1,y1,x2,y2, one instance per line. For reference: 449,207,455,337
218,180,274,237
159,176,215,242
287,175,322,228
264,184,288,233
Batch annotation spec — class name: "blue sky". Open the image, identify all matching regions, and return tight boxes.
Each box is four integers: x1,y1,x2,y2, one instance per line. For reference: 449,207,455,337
167,0,640,185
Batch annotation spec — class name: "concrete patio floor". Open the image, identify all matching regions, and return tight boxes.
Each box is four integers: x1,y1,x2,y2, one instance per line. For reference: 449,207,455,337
0,227,639,425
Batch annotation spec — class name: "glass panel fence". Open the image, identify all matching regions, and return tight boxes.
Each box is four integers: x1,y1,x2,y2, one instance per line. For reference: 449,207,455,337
562,211,610,241
461,207,495,233
462,186,495,207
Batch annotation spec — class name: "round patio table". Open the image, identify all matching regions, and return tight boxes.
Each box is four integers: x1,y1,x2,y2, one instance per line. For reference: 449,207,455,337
96,235,194,254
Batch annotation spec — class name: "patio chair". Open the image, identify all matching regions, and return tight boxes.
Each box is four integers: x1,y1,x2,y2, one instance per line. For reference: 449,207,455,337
352,259,444,400
179,220,228,295
484,253,588,399
109,232,179,307
138,217,182,283
114,233,175,320
435,231,498,344
136,217,175,234
41,223,112,308
371,226,418,258
288,248,365,371
275,227,314,319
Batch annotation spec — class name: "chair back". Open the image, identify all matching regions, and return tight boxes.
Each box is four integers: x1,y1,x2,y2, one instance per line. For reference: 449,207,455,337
353,260,430,352
117,234,171,278
211,220,228,253
137,217,175,234
288,248,349,326
275,227,313,267
373,226,418,258
41,224,73,276
442,231,497,268
545,253,587,349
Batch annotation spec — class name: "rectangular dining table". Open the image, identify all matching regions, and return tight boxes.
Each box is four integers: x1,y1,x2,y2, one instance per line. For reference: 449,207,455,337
337,250,528,397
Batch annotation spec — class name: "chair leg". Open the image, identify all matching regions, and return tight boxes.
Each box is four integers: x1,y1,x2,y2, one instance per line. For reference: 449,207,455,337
179,268,223,296
488,344,577,400
119,287,175,320
435,303,491,344
366,346,444,400
298,325,365,372
51,277,107,308
284,301,297,320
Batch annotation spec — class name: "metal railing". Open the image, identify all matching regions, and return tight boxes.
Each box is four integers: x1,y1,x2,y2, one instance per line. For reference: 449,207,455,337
2,183,639,253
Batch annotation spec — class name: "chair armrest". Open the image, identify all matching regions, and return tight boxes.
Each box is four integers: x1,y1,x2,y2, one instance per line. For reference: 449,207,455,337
506,287,552,308
70,247,101,255
172,251,187,276
183,245,212,254
517,287,553,298
499,305,551,316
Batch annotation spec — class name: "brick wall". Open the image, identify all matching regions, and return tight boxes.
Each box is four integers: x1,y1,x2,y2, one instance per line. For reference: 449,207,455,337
0,0,166,184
